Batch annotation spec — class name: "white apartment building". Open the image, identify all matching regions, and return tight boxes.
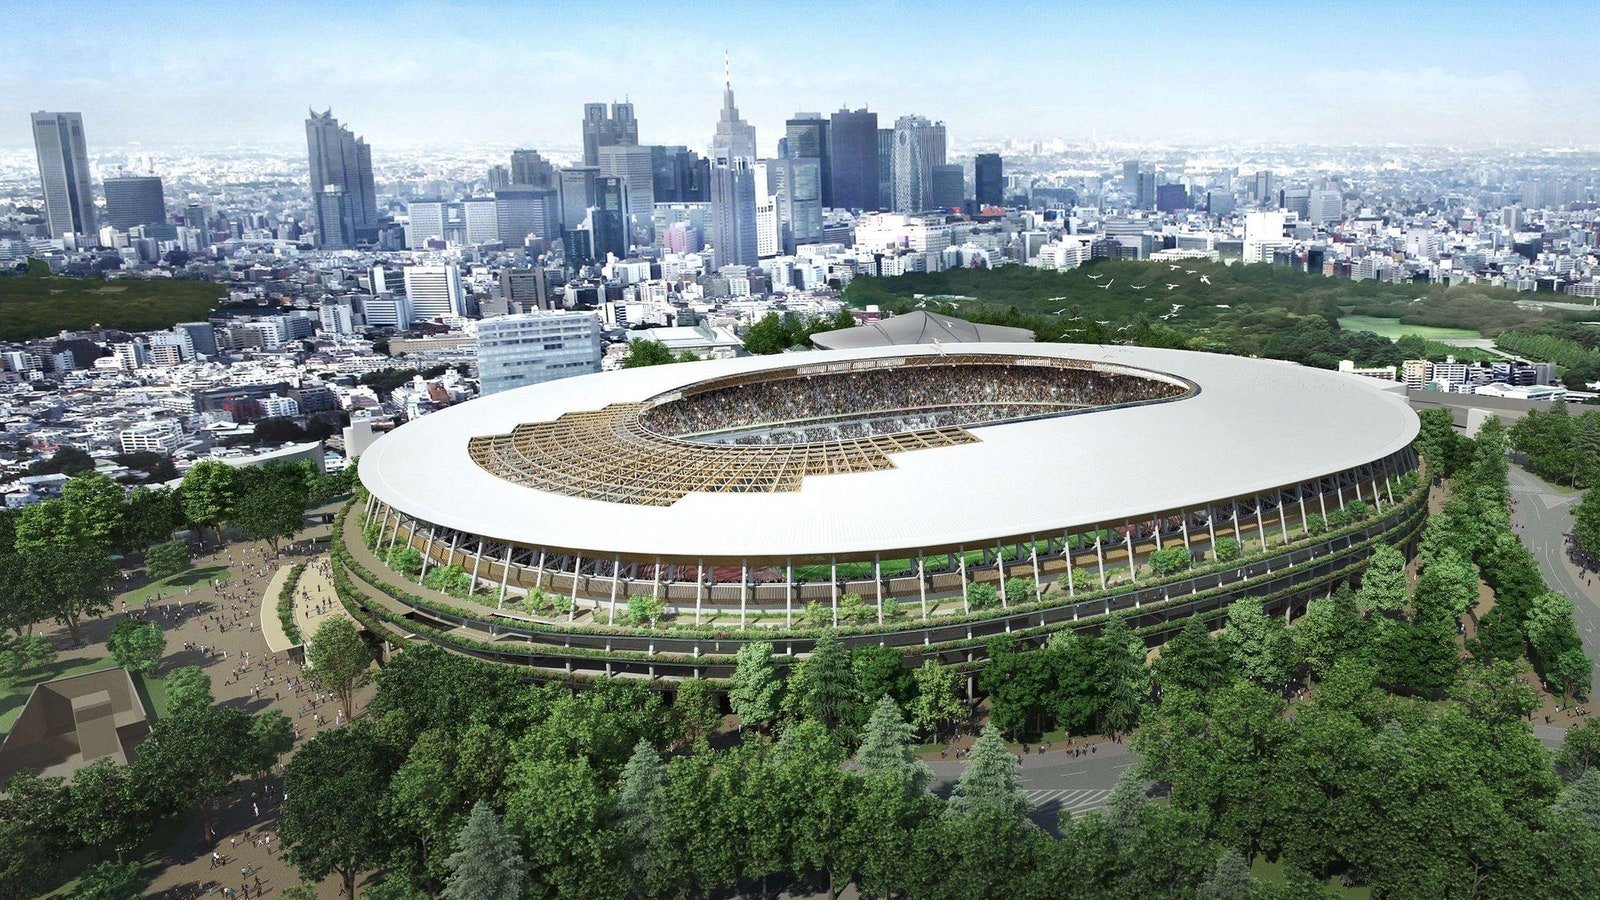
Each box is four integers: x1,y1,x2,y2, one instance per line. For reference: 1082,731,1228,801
363,294,414,330
119,419,182,453
475,311,603,396
259,394,301,418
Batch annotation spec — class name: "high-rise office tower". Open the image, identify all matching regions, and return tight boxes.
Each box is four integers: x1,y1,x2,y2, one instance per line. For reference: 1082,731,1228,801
581,102,639,167
305,109,377,247
1155,183,1190,214
510,149,556,188
1251,170,1277,206
589,175,630,261
877,128,895,211
974,153,1003,207
487,165,511,190
103,175,167,230
828,108,878,211
316,186,353,249
495,187,560,246
1123,161,1141,196
405,199,448,248
402,264,466,321
709,53,759,268
597,144,656,238
557,167,600,230
651,146,707,203
461,197,500,245
930,164,964,212
784,112,831,207
498,268,550,312
892,115,946,213
763,156,823,252
30,111,96,239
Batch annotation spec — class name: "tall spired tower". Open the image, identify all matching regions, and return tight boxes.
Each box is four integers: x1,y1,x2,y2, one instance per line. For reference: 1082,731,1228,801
709,52,758,268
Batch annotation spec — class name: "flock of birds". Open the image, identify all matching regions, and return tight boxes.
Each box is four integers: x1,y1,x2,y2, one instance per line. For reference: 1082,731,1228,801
1081,265,1215,321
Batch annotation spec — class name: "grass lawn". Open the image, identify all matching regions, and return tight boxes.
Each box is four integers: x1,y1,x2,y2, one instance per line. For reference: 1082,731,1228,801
39,811,192,899
0,653,115,735
121,563,231,605
0,263,224,341
1337,315,1482,341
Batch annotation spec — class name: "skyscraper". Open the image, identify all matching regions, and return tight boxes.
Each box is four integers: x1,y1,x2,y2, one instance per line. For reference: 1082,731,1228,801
763,156,823,252
930,164,964,212
581,102,638,167
828,108,878,211
316,186,353,250
784,112,831,207
103,175,167,230
877,128,895,211
892,115,946,213
510,149,555,188
556,167,600,230
495,186,560,246
709,53,759,269
461,197,500,245
589,175,630,261
651,146,708,204
402,264,466,321
305,109,377,247
30,111,96,239
974,153,1004,207
597,144,656,238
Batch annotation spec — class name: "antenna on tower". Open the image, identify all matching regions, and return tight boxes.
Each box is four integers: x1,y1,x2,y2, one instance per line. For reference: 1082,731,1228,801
724,49,731,89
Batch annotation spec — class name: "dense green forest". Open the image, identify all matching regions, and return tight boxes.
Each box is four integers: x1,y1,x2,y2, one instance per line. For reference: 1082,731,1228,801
842,261,1591,370
0,259,224,341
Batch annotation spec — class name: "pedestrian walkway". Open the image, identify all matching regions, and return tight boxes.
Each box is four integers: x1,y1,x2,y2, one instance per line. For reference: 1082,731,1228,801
259,565,297,654
292,556,355,642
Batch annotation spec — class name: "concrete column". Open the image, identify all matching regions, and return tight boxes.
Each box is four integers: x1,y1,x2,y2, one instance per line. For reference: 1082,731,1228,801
569,554,582,621
997,545,1009,608
958,548,969,613
609,555,622,625
1297,483,1309,532
445,531,460,568
917,555,928,618
1064,532,1076,597
1124,521,1137,583
786,561,795,628
1253,495,1268,552
1277,492,1290,541
653,557,662,601
1180,512,1192,553
1205,505,1218,560
740,560,749,630
471,539,485,588
1095,534,1107,590
418,526,436,584
830,557,840,627
695,560,705,627
874,555,884,624
496,544,513,609
1030,540,1042,599
533,549,547,590
1318,481,1329,520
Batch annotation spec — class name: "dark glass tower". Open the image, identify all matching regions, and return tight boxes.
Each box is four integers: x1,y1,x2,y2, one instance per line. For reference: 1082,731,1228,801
974,153,1003,207
827,108,878,211
305,109,377,247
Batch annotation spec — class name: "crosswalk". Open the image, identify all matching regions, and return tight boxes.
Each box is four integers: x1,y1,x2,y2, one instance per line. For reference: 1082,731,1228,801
1020,788,1111,818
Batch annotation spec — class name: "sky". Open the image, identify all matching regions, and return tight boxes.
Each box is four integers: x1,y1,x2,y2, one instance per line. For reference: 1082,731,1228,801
4,0,1599,156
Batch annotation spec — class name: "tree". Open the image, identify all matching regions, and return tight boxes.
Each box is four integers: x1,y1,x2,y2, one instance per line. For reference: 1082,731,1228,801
1214,536,1243,562
1223,598,1293,688
1412,548,1479,621
123,486,184,552
743,311,792,355
17,540,116,645
164,665,212,715
231,464,308,552
133,704,253,839
671,678,722,747
910,659,965,740
106,618,165,676
281,724,398,898
1557,769,1600,832
1149,546,1191,576
77,860,142,900
0,635,54,685
66,759,159,863
621,339,678,368
1355,544,1408,613
1560,718,1600,777
144,539,190,581
61,471,126,553
852,644,915,708
786,631,862,736
1100,615,1149,734
615,738,667,886
728,641,783,732
1153,616,1232,694
1293,586,1371,682
1575,489,1600,560
180,459,236,544
854,695,930,799
625,594,665,628
1199,849,1254,900
246,710,296,789
1553,648,1594,706
947,723,1029,820
307,617,372,721
442,800,525,900
1527,591,1584,676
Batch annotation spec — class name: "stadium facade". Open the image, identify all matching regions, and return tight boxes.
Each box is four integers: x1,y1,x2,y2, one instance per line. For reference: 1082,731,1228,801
343,343,1424,681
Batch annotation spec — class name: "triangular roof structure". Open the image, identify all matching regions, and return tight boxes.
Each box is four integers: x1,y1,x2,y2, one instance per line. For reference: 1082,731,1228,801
809,310,1034,350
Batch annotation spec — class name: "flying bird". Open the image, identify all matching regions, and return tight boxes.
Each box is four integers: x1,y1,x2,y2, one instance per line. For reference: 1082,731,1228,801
1130,284,1147,289
1099,280,1115,290
1166,284,1180,290
1185,269,1198,275
1199,275,1211,284
1086,273,1103,280
1169,264,1182,270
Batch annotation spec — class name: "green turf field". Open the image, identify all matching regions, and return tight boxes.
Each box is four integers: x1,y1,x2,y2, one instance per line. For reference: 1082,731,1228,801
1337,316,1483,341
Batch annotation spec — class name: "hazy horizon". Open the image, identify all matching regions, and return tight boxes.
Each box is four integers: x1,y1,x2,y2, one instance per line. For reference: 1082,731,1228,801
5,0,1600,154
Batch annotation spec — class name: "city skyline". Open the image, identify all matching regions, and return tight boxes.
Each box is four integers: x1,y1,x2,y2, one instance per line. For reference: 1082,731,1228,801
4,0,1600,152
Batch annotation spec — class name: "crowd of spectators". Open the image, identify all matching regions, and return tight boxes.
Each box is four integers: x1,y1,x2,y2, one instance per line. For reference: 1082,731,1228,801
640,363,1184,442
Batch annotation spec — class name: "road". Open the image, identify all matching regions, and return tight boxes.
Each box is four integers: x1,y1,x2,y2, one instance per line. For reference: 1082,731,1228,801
929,738,1137,832
1507,464,1600,684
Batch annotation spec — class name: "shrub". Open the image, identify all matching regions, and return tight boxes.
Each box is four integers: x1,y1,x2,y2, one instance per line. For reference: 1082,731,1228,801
278,562,306,645
1003,577,1036,601
626,595,666,627
387,546,423,578
1214,537,1243,562
1304,515,1327,536
839,593,876,623
967,582,1000,609
1149,546,1191,576
803,601,832,627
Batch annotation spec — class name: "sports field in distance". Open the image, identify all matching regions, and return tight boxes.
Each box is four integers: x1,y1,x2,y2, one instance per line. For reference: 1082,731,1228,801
1337,315,1483,341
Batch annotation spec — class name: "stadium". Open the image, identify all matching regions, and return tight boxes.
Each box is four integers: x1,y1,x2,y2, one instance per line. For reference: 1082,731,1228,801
340,343,1425,681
